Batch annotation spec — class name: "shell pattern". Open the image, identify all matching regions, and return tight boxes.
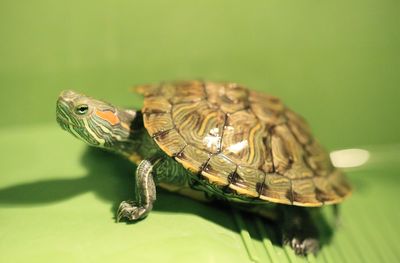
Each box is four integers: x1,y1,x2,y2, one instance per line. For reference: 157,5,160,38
137,81,351,207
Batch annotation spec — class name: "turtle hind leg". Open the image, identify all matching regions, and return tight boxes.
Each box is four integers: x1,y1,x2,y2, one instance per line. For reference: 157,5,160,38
279,206,320,256
117,159,158,222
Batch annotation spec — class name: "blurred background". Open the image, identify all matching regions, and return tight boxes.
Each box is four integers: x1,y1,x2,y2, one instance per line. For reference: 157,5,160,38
0,1,399,262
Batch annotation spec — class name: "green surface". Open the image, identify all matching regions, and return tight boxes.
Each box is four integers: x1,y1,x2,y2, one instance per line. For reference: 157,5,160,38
0,1,400,262
0,125,399,263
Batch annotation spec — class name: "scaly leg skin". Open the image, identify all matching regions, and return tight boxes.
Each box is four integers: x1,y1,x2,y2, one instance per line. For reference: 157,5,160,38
117,159,158,222
280,206,320,256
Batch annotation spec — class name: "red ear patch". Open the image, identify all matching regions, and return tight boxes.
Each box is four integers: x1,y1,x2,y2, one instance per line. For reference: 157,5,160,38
95,110,120,125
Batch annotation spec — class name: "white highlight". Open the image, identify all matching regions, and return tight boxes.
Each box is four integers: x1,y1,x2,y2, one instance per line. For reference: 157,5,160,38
330,148,370,168
202,128,221,151
203,135,220,150
227,140,248,154
209,127,220,136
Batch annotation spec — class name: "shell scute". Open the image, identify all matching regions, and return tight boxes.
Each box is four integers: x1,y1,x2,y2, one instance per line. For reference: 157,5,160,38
285,109,312,145
205,82,249,113
142,96,171,114
313,176,339,203
165,80,206,103
175,145,210,173
305,140,334,176
143,113,174,137
328,170,352,198
230,166,265,197
201,154,235,186
172,101,225,153
154,129,186,156
271,125,314,179
249,90,286,126
259,174,292,205
222,110,267,168
249,91,285,112
291,179,322,206
140,81,351,206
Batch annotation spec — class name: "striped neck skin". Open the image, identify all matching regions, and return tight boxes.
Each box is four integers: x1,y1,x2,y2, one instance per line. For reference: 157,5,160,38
56,90,139,157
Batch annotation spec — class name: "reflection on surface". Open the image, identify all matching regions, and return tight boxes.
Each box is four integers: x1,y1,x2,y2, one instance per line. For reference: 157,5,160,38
330,149,370,168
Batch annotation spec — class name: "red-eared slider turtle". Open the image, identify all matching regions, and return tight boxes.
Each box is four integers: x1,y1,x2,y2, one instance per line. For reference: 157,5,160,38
56,80,351,255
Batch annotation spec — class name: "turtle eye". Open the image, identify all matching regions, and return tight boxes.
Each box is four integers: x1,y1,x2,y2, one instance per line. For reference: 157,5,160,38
75,104,89,115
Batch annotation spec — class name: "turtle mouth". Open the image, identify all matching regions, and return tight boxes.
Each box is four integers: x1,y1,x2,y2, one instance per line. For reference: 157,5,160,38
56,115,72,129
56,109,82,132
57,117,76,135
56,99,77,129
56,114,83,131
56,114,89,142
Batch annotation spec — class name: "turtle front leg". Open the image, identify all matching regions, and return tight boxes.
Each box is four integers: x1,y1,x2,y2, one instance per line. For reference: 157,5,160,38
117,159,158,222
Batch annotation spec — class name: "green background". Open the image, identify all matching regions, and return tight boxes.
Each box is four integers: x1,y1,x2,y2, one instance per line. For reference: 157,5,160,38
0,1,399,262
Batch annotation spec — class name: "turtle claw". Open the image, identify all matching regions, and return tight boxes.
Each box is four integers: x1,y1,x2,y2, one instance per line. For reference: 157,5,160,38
285,237,320,256
117,200,148,222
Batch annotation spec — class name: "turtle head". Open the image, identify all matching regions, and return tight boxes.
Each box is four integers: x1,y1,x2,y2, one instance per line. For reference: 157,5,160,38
56,90,137,153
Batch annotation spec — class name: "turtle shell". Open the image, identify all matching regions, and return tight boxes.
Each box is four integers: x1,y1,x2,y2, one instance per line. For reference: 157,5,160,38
137,81,351,207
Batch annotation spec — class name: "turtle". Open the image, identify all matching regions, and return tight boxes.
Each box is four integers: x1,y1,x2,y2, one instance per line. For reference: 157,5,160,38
56,80,351,255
